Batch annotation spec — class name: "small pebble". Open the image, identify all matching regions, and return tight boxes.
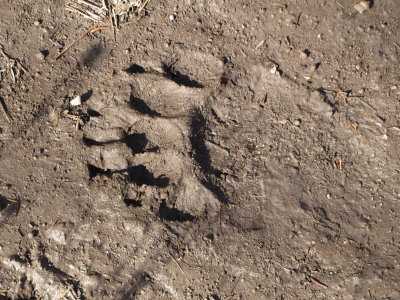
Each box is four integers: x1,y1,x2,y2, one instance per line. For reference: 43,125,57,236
303,64,317,80
278,119,287,125
293,119,301,126
354,1,370,13
300,50,309,59
35,52,45,60
70,95,82,106
33,20,41,26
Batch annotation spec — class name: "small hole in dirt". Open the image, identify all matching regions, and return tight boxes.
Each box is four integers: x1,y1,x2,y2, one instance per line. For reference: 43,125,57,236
124,198,142,207
127,165,169,187
159,200,195,222
125,64,146,74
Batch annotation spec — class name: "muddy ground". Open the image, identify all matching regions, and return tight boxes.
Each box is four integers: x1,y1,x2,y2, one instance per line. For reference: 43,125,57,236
0,0,399,299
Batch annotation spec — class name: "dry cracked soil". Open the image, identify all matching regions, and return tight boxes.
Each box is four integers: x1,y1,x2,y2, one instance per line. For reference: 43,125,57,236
0,0,399,299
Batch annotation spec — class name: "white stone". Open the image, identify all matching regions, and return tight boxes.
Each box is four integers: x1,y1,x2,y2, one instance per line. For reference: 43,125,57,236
70,95,81,106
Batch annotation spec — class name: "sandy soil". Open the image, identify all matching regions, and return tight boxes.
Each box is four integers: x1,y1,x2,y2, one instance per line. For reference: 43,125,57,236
0,0,399,299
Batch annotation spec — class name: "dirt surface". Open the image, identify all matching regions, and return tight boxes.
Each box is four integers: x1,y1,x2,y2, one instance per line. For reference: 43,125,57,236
0,0,399,299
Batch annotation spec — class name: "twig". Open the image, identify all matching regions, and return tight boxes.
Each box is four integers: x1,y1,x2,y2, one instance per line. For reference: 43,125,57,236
65,6,101,22
90,26,111,33
5,198,19,203
76,0,103,9
235,146,244,160
137,0,151,14
0,45,18,82
169,253,185,275
53,26,94,60
226,275,242,300
357,98,386,121
296,13,302,27
0,98,11,122
273,3,287,9
108,1,116,42
357,98,377,112
310,276,328,289
53,26,110,61
15,59,28,73
255,40,265,50
336,1,344,9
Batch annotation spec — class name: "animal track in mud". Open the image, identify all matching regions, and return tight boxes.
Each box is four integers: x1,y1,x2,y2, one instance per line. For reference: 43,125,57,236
84,52,225,221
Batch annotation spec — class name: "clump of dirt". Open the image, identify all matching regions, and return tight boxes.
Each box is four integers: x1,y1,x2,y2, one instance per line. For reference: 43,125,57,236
0,0,399,299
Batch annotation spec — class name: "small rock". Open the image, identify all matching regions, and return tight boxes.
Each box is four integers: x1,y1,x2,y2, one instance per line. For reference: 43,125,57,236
354,1,370,13
278,119,287,125
303,65,316,80
270,65,277,75
46,228,66,245
35,52,45,60
70,95,82,106
300,50,310,59
33,20,41,26
293,119,301,126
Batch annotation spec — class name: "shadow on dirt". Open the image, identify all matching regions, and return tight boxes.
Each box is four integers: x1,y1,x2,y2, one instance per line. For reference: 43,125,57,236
118,271,152,299
161,63,205,88
190,109,228,204
81,43,103,66
83,132,158,154
129,94,161,117
87,164,169,188
159,200,195,222
123,198,142,207
126,165,169,188
124,63,146,74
